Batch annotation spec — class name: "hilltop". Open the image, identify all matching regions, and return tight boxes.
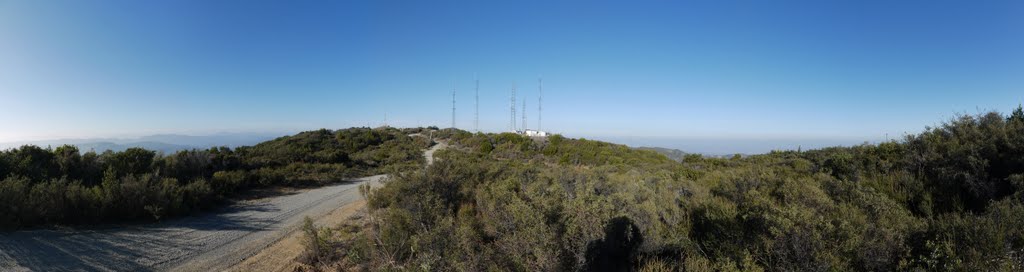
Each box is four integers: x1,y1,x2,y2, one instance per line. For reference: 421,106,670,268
296,108,1024,271
635,146,690,162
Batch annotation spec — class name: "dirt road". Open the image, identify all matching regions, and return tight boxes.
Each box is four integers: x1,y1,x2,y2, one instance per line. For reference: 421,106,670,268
0,175,383,272
424,141,447,165
0,142,445,272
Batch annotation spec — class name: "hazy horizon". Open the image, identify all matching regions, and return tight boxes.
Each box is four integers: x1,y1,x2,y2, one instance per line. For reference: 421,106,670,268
2,1,1021,149
0,126,924,155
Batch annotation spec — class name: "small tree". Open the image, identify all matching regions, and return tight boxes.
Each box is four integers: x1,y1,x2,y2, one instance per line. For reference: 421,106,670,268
1009,104,1024,123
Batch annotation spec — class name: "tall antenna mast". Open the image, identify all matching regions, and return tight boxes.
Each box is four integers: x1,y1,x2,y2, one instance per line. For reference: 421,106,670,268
475,74,479,133
522,96,527,131
451,78,456,129
538,77,542,132
510,84,517,132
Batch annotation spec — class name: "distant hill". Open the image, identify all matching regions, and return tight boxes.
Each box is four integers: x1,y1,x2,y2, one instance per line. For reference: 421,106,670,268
0,132,282,154
135,133,283,148
67,141,194,154
635,146,689,162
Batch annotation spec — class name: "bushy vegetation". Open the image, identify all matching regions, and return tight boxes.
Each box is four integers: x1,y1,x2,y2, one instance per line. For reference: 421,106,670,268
0,127,429,229
310,108,1024,271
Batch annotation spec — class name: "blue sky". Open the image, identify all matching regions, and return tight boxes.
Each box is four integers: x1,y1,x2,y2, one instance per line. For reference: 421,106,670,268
1,1,1022,153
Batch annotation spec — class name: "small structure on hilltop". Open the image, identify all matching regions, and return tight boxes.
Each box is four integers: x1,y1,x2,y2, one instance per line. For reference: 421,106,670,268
522,129,549,137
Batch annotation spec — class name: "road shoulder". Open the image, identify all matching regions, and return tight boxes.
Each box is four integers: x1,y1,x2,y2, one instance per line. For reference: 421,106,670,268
225,199,368,272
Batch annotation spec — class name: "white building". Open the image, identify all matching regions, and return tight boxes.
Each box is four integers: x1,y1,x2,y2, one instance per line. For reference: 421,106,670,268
520,129,549,137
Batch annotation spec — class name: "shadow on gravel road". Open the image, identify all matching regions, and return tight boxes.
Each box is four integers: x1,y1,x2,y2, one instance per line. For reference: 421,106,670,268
0,202,282,271
0,173,386,271
0,230,156,272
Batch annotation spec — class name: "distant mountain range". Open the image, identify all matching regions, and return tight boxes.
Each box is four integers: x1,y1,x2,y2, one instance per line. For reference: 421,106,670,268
635,146,690,162
0,132,284,154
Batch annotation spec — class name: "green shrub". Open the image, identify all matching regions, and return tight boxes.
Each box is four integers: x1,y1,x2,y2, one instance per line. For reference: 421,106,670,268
0,127,426,229
321,108,1024,271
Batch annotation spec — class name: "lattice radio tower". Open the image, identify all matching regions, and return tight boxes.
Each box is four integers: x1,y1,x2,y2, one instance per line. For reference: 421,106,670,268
538,77,543,132
520,97,528,131
451,78,456,129
475,75,479,132
510,84,517,132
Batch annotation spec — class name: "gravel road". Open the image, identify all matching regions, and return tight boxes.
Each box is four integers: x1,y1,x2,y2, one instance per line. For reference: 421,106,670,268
0,142,444,272
424,141,447,165
0,175,383,272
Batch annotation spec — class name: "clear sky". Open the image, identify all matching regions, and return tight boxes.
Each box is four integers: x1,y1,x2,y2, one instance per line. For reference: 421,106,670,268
1,1,1022,153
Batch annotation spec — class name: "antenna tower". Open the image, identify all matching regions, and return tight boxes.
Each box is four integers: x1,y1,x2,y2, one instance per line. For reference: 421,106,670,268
475,75,479,132
522,97,527,131
538,77,543,132
510,85,517,132
451,79,456,129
